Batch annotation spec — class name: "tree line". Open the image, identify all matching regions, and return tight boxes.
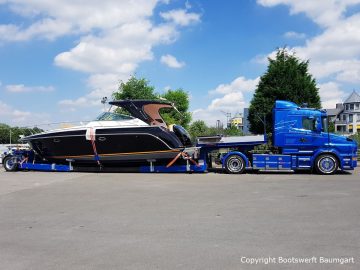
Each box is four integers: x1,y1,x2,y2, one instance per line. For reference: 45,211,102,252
0,123,43,144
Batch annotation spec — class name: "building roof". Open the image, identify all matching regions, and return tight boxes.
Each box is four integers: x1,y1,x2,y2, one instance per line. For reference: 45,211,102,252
344,90,360,103
326,108,343,116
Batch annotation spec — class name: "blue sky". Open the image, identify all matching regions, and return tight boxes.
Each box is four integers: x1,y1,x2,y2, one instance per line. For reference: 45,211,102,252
1,0,360,128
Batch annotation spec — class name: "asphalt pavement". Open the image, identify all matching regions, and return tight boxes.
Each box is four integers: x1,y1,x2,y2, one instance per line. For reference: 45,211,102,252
0,167,359,270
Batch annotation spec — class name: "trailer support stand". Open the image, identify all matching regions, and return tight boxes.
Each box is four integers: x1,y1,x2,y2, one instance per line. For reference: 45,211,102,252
66,159,74,171
147,159,156,172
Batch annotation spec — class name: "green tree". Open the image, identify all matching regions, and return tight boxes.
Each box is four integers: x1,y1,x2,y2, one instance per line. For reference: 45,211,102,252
0,124,43,144
161,89,192,128
189,120,208,139
249,48,321,134
112,76,157,100
0,124,10,144
112,76,192,128
224,125,243,136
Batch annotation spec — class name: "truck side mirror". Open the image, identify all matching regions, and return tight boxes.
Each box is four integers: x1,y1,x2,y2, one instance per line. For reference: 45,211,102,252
315,119,321,133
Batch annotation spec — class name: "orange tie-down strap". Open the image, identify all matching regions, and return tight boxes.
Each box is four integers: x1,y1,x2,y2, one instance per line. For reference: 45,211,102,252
166,151,200,168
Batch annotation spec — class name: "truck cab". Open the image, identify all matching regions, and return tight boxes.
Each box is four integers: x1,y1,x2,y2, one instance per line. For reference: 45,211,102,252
272,100,357,173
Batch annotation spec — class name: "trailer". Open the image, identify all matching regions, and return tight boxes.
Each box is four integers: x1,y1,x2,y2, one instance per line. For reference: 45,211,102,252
2,100,358,174
1,135,266,173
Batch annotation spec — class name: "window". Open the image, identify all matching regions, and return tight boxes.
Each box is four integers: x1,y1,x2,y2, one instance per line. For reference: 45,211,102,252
349,114,353,122
350,104,354,110
302,117,316,131
95,112,134,121
356,103,359,110
345,104,349,110
343,114,347,121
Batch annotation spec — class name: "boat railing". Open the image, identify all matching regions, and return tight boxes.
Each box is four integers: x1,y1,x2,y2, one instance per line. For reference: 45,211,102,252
20,120,92,134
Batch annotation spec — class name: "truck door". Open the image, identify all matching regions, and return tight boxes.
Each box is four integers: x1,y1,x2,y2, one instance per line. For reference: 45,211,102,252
297,116,326,150
282,116,326,152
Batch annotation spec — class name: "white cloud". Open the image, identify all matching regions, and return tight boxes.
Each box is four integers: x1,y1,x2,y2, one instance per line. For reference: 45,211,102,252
0,100,50,126
257,0,360,27
58,97,91,107
160,54,185,68
160,9,201,26
58,73,128,110
192,76,256,125
192,92,246,125
0,0,160,41
5,84,55,93
284,31,306,39
0,19,73,41
0,1,200,109
208,92,246,111
318,82,347,109
54,21,178,74
210,76,259,95
256,0,360,92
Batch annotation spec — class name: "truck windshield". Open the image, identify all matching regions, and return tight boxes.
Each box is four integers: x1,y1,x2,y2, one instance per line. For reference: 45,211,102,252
321,116,328,132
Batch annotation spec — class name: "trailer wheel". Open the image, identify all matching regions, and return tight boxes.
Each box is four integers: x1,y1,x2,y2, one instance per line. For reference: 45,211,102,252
3,156,19,172
314,154,338,175
224,155,245,174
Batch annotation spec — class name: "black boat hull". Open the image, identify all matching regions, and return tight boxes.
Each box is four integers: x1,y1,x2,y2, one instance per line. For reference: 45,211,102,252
25,126,185,165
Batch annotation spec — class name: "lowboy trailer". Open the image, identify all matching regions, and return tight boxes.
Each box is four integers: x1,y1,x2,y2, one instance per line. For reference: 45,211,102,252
2,100,358,174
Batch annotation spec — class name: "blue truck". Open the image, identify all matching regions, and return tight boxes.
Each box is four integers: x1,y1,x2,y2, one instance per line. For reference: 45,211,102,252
197,100,358,174
2,100,358,174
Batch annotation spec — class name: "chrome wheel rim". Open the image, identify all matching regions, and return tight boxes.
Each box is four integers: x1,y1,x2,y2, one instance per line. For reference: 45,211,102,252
5,157,17,171
319,156,336,173
227,157,243,173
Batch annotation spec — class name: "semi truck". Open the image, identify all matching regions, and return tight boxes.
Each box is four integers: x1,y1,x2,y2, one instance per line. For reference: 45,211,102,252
2,100,358,174
198,100,357,174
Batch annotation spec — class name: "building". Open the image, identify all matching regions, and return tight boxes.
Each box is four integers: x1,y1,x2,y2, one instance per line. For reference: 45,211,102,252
330,90,360,134
243,108,250,135
229,113,244,131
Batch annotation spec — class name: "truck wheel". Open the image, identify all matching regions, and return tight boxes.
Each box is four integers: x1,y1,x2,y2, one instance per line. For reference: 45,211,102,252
224,155,245,174
3,156,19,172
314,154,338,175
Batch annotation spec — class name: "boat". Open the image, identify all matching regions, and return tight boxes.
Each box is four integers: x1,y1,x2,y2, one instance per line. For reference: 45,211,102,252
21,100,193,167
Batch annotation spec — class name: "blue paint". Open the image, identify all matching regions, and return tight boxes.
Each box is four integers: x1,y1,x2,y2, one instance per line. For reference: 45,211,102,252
273,100,357,171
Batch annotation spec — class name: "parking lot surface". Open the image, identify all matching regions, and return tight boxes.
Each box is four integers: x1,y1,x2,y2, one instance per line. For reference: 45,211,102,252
0,167,359,270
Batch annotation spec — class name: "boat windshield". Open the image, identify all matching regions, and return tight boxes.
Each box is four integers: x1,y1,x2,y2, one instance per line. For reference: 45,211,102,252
95,112,134,121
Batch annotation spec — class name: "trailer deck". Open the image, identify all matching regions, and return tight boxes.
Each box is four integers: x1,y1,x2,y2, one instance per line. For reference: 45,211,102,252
2,135,266,173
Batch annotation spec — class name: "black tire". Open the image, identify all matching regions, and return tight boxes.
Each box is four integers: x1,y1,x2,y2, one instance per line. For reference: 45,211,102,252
224,154,245,174
3,156,19,172
314,154,338,175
